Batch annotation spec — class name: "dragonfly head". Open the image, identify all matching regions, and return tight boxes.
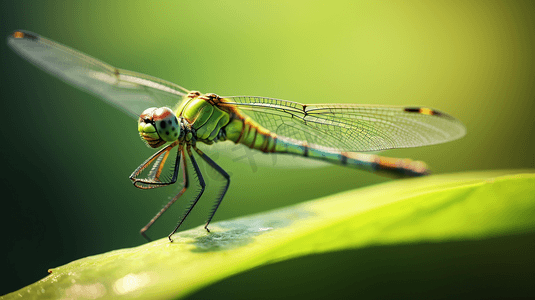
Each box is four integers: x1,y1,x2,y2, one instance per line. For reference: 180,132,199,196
138,107,180,148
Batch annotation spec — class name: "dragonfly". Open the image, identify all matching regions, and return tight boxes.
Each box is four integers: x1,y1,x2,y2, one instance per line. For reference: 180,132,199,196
8,30,466,242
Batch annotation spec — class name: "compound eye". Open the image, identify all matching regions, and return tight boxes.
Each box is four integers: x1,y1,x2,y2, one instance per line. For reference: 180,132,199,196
153,107,180,142
139,107,158,122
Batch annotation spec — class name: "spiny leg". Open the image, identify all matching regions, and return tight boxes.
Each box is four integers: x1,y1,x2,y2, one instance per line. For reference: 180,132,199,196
168,146,206,242
140,148,188,242
130,141,180,188
194,146,230,233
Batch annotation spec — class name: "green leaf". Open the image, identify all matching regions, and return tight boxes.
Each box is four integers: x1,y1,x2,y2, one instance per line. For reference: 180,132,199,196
3,170,534,299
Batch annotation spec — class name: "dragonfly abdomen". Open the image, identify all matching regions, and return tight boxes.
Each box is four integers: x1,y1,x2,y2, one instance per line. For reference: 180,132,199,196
223,115,429,177
224,116,277,152
274,137,430,177
340,152,430,177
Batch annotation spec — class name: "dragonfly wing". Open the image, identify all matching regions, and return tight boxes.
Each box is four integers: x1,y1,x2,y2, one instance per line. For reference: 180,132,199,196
221,96,466,152
7,30,189,119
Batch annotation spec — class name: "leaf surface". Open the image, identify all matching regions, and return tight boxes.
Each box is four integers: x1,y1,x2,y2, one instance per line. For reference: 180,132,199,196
3,170,534,299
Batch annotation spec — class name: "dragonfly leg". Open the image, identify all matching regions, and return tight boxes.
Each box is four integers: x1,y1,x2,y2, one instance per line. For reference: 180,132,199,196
140,148,188,242
168,146,206,242
194,146,230,233
130,141,181,189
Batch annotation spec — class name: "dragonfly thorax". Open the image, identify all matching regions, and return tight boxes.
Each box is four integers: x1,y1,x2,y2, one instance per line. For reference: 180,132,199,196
138,107,181,148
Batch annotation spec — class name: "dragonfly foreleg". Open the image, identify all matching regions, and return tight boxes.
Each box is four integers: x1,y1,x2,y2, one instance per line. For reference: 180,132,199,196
168,146,206,242
194,146,230,233
130,141,181,189
140,148,189,242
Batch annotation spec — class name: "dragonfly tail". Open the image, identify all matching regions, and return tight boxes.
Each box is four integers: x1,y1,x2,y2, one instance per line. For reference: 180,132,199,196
225,117,430,178
274,137,430,178
339,152,430,178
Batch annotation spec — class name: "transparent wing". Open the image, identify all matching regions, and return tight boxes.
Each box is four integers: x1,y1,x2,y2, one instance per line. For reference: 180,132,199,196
7,30,189,119
221,96,466,152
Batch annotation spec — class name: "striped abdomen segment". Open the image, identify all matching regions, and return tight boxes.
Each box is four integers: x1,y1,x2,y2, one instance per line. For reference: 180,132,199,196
224,115,278,153
223,115,429,177
274,137,430,177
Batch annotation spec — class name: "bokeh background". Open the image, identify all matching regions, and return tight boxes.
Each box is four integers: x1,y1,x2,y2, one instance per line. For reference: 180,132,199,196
1,0,533,297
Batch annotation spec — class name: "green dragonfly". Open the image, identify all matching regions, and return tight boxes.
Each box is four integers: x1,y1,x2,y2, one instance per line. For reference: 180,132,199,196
8,30,466,241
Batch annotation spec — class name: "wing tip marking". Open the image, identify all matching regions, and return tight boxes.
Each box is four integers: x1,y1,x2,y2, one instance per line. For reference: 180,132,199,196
11,30,38,41
403,107,456,120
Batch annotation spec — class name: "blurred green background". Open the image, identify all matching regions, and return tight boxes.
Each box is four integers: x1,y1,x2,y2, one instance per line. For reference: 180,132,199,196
1,0,533,297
